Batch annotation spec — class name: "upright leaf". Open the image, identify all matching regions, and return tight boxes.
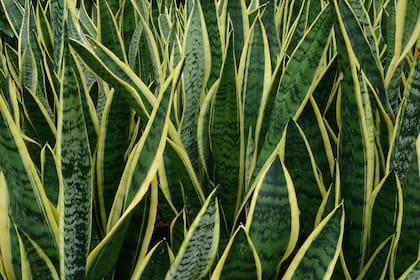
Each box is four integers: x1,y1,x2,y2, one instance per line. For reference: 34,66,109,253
86,62,179,280
96,91,131,228
181,0,210,171
0,92,59,275
50,0,65,69
333,0,376,273
211,226,261,280
246,156,299,278
282,204,344,280
202,0,222,86
210,31,241,228
58,37,92,279
284,120,325,238
388,57,420,276
254,5,333,183
165,190,219,280
97,0,126,62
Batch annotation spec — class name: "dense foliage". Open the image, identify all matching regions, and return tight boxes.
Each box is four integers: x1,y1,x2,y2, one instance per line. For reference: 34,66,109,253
0,0,419,279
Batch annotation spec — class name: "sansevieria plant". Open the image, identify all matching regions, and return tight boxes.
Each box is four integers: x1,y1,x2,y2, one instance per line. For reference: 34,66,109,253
0,0,419,279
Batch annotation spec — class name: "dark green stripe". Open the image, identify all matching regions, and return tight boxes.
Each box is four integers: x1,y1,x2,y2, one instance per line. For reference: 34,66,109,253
0,106,59,274
249,157,292,278
284,120,323,237
290,205,343,279
211,32,240,228
141,241,171,279
61,39,92,279
220,228,259,280
166,192,218,280
335,29,367,276
181,0,208,172
255,6,333,184
390,58,420,276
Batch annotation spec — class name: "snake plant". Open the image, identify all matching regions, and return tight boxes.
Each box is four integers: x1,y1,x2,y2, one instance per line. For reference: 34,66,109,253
0,0,419,279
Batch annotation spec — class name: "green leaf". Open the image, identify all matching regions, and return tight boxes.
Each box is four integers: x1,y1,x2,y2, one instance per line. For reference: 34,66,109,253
78,0,96,38
357,236,393,280
260,0,280,67
368,172,401,261
96,90,131,228
181,0,210,172
50,0,65,69
297,57,338,190
334,0,391,118
40,145,59,206
399,259,420,280
282,204,344,280
0,0,23,37
131,241,172,280
70,37,155,117
15,227,59,280
202,0,222,85
388,58,420,276
211,226,261,280
114,180,158,279
86,61,178,280
165,189,219,280
333,3,376,273
170,210,186,254
0,172,18,280
97,0,126,62
246,155,299,278
284,120,325,237
254,5,333,183
210,31,241,228
242,16,271,147
226,0,247,63
0,88,59,276
58,37,92,279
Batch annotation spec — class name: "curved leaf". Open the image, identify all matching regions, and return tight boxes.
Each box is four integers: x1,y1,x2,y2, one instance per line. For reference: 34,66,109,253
246,155,299,278
165,189,219,280
181,0,210,171
283,204,344,280
388,58,420,276
254,5,333,183
211,226,261,280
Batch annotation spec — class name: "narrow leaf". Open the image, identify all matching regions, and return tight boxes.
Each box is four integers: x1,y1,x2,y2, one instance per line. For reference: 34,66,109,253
165,190,219,280
58,38,92,279
246,156,299,278
283,204,344,280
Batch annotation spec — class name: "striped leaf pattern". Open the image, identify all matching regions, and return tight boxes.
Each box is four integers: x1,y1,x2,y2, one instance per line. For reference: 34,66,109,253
247,156,299,278
255,5,333,181
0,92,59,277
283,204,344,280
165,190,219,280
388,57,420,276
284,120,324,237
0,0,419,278
181,0,210,172
59,38,92,279
210,31,241,228
132,241,172,280
212,226,261,280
